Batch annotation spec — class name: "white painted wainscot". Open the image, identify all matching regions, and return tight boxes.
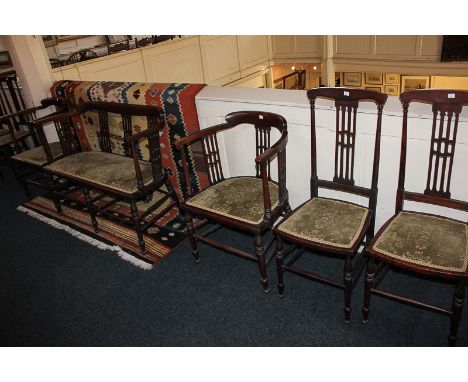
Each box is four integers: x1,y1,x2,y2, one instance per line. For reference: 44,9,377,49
195,86,468,231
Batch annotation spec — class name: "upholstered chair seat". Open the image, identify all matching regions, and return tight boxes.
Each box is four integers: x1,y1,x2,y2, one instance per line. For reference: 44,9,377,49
276,198,370,251
186,176,279,225
371,211,468,273
12,142,63,166
45,151,154,193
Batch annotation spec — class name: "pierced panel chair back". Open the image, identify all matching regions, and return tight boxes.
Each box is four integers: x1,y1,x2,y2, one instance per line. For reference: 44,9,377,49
397,89,468,213
225,111,288,181
77,102,165,179
0,71,27,117
307,87,387,200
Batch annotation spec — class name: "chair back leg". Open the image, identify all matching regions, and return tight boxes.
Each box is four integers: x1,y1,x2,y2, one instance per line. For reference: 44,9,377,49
362,256,375,323
449,280,466,346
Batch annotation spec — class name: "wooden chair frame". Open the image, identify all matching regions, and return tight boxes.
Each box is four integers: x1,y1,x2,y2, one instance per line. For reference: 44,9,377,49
33,101,179,259
107,40,130,55
175,111,289,292
1,97,67,188
363,89,468,346
66,49,98,65
274,87,387,322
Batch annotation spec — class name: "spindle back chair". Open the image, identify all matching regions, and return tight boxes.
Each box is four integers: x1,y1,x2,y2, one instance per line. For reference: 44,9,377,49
274,87,387,322
363,89,468,345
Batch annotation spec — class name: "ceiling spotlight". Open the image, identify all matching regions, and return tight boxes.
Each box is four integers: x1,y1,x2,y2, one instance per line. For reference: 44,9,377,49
313,66,317,71
291,66,295,71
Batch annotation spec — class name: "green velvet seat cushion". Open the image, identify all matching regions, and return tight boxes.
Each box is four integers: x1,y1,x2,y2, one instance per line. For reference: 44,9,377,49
45,151,154,194
276,197,369,249
372,211,468,273
0,130,29,145
186,176,279,225
12,142,63,166
0,128,9,136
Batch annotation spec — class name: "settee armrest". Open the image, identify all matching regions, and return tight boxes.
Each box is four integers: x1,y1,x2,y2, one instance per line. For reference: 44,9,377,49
29,111,81,164
125,126,165,191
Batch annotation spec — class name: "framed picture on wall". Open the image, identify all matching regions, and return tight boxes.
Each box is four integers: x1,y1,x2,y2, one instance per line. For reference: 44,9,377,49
401,75,430,91
385,73,399,84
342,72,362,87
385,84,399,96
365,86,382,92
0,51,12,69
365,72,383,85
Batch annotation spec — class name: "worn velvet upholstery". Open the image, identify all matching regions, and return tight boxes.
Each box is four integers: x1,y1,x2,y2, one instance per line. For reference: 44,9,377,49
186,176,279,225
12,142,63,166
277,198,369,249
373,212,468,272
45,152,154,193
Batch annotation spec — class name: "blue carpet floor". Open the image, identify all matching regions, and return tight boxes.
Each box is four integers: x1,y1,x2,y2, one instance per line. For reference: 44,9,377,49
0,165,466,346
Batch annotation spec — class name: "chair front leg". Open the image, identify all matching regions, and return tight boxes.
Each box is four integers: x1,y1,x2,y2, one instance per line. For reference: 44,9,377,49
130,199,145,253
184,212,199,263
448,280,466,346
344,255,353,323
275,235,285,297
83,186,98,232
362,256,375,323
12,162,31,197
47,173,62,215
255,233,269,293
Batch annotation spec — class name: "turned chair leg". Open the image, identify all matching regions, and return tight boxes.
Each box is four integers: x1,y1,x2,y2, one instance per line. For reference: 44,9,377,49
12,163,31,198
362,256,375,323
164,176,180,208
254,233,269,293
344,255,353,323
274,235,285,297
47,173,62,214
83,186,98,233
130,199,145,253
448,280,465,346
185,212,200,263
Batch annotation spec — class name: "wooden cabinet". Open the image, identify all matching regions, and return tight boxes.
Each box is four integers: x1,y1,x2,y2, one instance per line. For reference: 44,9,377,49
142,37,204,83
237,35,269,77
199,35,240,85
271,36,322,59
77,51,146,82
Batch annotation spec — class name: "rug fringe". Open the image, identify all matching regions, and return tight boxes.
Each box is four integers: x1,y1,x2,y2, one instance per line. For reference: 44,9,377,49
17,206,153,270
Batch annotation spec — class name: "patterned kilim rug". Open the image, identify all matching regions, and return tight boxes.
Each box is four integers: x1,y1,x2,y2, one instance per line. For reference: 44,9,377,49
17,81,210,269
20,192,186,270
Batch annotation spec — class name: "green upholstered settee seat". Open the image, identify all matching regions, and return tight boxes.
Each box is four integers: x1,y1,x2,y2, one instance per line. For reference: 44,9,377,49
276,197,369,249
186,176,279,225
372,211,468,273
45,151,154,193
12,142,63,166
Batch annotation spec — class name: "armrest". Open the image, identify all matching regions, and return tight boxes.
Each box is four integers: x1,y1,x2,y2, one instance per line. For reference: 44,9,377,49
174,123,231,149
255,131,288,165
30,111,80,126
0,97,65,124
30,111,81,163
125,126,159,143
255,131,289,221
